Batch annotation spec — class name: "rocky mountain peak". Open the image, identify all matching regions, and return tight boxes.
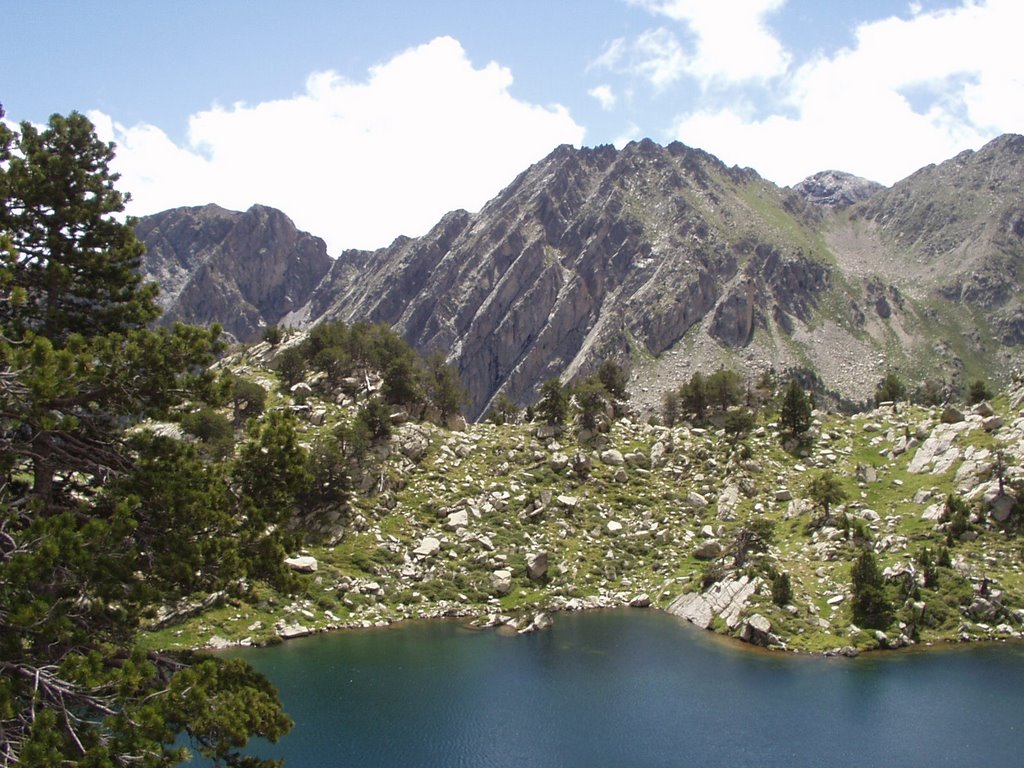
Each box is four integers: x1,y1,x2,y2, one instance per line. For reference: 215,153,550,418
137,134,1024,419
791,170,884,208
137,203,331,341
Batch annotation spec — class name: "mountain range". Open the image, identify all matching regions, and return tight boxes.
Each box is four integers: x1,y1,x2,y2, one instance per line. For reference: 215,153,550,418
136,134,1024,419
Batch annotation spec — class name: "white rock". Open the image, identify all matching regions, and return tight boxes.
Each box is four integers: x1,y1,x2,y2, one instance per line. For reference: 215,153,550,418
413,536,442,558
526,552,549,580
284,555,318,573
490,569,513,595
686,491,709,509
600,449,625,466
445,510,469,531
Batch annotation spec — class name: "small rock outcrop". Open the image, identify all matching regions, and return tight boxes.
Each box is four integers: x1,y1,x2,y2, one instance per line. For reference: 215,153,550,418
667,575,760,631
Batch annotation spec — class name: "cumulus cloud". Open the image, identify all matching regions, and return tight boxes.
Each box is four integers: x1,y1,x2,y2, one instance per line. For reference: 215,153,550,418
589,84,618,111
634,0,790,86
604,0,788,88
92,37,585,252
670,0,1024,185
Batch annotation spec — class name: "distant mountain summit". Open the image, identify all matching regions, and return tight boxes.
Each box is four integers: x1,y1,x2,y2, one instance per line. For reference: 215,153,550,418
136,203,331,341
137,135,1024,418
791,170,883,208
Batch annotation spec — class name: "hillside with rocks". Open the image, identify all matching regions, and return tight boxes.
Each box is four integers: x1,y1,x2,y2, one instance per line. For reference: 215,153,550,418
138,135,1024,419
143,333,1024,656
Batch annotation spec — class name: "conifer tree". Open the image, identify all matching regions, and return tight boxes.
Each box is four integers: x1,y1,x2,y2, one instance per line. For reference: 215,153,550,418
537,377,568,426
780,378,813,437
0,112,290,766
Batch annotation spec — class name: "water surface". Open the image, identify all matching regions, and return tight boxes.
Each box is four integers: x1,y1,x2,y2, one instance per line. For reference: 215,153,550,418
221,610,1024,767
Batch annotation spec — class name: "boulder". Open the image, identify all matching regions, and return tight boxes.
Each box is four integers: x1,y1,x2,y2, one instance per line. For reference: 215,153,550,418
490,569,513,595
413,536,441,558
693,539,724,560
526,552,549,580
398,428,430,461
600,449,625,466
686,491,710,510
629,593,652,608
277,623,312,640
445,510,469,531
941,406,965,424
518,612,553,634
989,494,1016,523
983,415,1004,432
606,520,624,536
739,614,772,646
549,453,569,472
973,401,995,417
716,484,741,520
284,555,318,573
650,441,667,466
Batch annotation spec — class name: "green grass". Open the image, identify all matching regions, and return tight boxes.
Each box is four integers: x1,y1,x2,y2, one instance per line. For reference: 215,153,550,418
138,354,1024,655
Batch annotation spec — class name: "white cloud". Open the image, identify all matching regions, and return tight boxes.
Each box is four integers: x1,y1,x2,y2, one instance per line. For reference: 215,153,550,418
589,84,618,111
622,0,789,87
593,27,688,91
91,37,585,252
670,0,1024,186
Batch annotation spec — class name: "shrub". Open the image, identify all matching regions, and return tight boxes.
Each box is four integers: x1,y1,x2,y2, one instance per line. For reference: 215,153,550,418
262,324,284,346
874,372,907,404
229,376,267,422
180,407,235,457
967,378,992,405
850,549,892,629
771,571,793,606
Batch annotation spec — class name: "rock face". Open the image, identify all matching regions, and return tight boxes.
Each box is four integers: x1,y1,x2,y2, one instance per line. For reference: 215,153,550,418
667,575,760,630
138,135,1024,417
791,170,883,208
136,204,331,341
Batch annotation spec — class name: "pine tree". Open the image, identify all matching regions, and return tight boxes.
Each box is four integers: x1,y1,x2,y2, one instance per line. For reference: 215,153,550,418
805,470,848,527
1,112,290,766
874,371,907,405
537,377,568,426
780,378,812,437
422,350,467,422
681,372,708,423
850,549,892,629
0,112,159,343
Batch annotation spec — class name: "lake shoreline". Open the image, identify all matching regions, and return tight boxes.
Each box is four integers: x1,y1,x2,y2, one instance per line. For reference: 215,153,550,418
196,598,1024,660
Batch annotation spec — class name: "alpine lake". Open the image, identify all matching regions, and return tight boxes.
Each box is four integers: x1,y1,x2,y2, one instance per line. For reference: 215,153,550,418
206,608,1024,767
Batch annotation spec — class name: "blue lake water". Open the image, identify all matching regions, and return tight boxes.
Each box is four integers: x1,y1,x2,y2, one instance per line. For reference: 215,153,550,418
216,609,1024,767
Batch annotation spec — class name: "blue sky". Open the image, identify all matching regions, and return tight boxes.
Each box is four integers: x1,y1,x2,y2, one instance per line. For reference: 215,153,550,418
3,1,1021,252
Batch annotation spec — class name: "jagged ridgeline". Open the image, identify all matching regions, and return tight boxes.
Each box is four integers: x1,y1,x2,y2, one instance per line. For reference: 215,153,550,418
140,135,1024,417
138,134,1024,419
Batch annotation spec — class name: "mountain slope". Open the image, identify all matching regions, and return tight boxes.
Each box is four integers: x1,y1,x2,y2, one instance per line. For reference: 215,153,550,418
299,139,856,417
137,204,332,341
137,135,1024,418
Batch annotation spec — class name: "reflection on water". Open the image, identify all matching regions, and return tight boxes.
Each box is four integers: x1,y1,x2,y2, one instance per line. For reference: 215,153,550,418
213,610,1024,768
